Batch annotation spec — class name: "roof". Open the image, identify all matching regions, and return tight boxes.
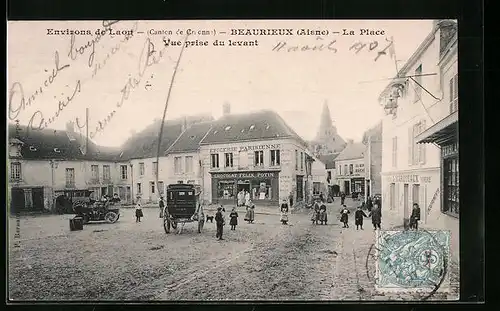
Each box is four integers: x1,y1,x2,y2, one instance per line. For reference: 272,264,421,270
165,121,213,154
120,114,214,160
335,142,366,161
8,123,121,161
199,110,308,147
318,153,340,169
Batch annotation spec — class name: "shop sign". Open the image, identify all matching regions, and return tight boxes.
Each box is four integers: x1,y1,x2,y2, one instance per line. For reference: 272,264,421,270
209,143,281,154
390,174,432,183
212,171,278,179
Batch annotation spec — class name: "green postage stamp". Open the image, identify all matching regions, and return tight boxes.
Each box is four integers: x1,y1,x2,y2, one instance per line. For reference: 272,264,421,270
375,230,451,293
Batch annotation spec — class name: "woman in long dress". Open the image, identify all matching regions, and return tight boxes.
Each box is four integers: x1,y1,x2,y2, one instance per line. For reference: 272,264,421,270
280,199,289,225
244,191,251,207
237,190,244,207
244,200,255,223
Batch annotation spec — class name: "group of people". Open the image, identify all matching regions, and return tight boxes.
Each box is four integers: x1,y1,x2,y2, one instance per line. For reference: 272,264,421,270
340,203,381,230
214,196,258,240
237,189,252,207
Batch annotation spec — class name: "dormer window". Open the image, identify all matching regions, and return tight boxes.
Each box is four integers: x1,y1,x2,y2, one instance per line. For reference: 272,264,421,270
249,125,255,130
224,126,231,131
213,130,218,134
30,146,37,151
54,148,61,153
190,135,196,139
241,129,245,133
265,124,270,130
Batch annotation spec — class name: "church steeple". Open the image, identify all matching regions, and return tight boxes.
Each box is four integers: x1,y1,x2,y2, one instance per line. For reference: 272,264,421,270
312,100,346,155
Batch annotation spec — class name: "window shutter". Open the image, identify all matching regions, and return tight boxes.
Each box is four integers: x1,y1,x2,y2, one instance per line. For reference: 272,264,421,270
408,127,413,165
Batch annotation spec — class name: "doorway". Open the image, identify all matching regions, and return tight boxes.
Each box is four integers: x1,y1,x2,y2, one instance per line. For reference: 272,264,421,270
10,188,25,214
296,176,304,201
31,187,45,211
344,180,350,195
403,183,409,227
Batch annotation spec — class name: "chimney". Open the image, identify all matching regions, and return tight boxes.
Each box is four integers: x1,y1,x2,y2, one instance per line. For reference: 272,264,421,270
222,102,231,116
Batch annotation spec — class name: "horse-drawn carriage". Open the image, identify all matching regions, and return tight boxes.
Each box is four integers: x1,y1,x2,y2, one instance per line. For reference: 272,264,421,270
163,183,204,234
72,190,120,224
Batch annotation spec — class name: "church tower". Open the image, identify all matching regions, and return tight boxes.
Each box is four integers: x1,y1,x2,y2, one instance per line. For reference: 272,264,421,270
312,101,346,155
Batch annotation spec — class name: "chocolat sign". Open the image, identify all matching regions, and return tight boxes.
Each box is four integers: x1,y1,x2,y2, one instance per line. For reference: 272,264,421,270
212,172,278,179
209,143,281,154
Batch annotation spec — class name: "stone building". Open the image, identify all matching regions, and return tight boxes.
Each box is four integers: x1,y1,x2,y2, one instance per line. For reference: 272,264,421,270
379,19,458,239
362,121,383,201
335,142,367,196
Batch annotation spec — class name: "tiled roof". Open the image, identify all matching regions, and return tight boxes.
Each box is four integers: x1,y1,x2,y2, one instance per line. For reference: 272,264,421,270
318,153,340,169
335,142,366,161
165,121,213,154
8,124,121,161
120,114,214,160
199,110,308,146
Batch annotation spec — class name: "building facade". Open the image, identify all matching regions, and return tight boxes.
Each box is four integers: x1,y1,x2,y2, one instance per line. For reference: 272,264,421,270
319,153,340,197
363,122,383,201
335,142,367,196
379,20,458,230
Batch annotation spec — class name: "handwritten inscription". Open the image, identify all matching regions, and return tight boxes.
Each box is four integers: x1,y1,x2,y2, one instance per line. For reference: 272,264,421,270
89,37,172,138
272,37,338,53
8,51,70,121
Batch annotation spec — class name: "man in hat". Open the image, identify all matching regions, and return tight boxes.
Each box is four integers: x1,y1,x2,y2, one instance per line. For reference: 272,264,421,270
159,196,165,218
215,206,225,240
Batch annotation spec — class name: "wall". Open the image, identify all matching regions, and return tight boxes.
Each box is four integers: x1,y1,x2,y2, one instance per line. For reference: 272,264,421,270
130,156,169,203
166,152,202,186
365,139,383,197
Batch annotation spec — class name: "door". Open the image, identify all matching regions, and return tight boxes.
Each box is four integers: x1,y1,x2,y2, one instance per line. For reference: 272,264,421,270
10,188,25,214
344,180,350,195
101,187,107,196
296,176,304,201
31,187,45,211
126,186,131,204
403,184,409,224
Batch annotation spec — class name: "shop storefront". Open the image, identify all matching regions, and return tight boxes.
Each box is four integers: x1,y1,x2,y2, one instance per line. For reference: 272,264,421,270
210,171,280,205
416,111,459,219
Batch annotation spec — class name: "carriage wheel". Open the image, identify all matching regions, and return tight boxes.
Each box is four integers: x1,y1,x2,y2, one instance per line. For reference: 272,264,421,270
164,217,171,234
105,211,119,223
198,220,204,233
171,221,178,230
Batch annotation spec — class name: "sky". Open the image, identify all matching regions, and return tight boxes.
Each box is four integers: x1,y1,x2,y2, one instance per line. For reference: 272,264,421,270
7,20,433,147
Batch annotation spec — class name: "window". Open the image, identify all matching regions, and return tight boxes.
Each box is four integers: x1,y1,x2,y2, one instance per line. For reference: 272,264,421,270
392,137,398,168
103,165,111,181
449,73,458,113
270,149,280,166
120,165,128,179
210,153,219,168
152,162,158,176
410,121,427,165
185,156,194,173
344,165,347,175
158,181,164,195
91,165,99,181
217,181,236,200
150,181,155,194
174,156,182,174
327,171,332,181
295,150,298,170
339,165,342,175
137,183,142,194
66,168,75,187
254,151,264,166
225,153,234,167
300,152,304,170
10,162,21,181
139,162,145,176
414,64,422,102
443,157,459,217
349,164,353,175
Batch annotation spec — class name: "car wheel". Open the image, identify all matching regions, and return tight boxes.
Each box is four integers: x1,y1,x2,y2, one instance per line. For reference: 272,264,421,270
105,211,119,223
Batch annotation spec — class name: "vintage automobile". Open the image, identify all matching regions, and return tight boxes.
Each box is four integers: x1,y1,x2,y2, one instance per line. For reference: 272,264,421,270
163,183,204,234
72,190,120,224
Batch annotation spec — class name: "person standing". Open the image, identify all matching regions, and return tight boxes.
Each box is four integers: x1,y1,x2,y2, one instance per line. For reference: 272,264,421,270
319,192,324,203
280,199,289,225
340,205,350,228
215,207,225,240
340,192,346,205
369,203,382,230
244,190,251,207
237,190,245,207
366,196,373,212
355,205,368,230
289,192,294,208
159,196,165,218
135,203,143,222
244,201,255,223
410,203,421,230
229,207,238,230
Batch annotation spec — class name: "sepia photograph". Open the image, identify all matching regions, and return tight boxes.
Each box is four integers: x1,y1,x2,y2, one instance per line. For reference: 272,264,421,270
7,19,460,301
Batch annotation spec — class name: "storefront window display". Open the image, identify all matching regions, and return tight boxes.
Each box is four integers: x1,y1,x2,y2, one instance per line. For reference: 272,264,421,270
251,179,272,201
217,181,236,200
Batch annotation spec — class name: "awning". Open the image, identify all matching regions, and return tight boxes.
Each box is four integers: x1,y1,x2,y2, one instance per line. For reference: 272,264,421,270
416,111,458,145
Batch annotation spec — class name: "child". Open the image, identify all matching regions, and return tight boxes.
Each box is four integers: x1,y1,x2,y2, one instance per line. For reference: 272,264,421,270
229,207,238,230
280,199,289,225
354,205,368,230
340,204,350,228
215,207,225,240
369,203,382,230
135,203,143,222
